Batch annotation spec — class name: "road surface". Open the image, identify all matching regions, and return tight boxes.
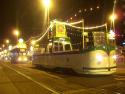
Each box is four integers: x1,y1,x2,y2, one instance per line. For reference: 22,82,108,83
0,62,125,94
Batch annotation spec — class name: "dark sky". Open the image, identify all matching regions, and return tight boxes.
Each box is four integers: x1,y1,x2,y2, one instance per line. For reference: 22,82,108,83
0,0,114,45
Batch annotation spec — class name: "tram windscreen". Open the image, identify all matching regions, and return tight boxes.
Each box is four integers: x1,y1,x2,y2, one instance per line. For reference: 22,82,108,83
11,48,27,56
84,31,106,49
93,32,106,47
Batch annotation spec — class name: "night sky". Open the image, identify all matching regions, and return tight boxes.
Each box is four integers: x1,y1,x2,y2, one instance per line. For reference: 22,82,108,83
0,0,116,45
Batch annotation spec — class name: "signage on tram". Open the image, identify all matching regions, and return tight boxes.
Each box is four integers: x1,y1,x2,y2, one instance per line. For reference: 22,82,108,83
56,23,67,38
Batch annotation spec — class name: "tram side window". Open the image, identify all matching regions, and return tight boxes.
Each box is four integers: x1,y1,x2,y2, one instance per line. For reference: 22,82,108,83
54,43,58,52
65,44,71,51
84,32,94,49
54,43,63,52
59,43,63,51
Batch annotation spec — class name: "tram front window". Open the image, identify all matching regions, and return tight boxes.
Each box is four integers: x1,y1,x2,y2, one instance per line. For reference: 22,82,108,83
84,31,106,49
93,32,106,47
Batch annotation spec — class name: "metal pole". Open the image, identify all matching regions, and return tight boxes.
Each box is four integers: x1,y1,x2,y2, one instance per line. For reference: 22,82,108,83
47,8,50,39
105,23,109,46
82,19,84,49
113,0,117,32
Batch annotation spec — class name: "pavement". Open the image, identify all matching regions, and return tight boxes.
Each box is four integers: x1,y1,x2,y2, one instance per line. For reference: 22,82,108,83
0,62,125,94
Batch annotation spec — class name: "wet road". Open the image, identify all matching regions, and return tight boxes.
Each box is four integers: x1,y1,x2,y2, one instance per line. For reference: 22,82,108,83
0,62,125,94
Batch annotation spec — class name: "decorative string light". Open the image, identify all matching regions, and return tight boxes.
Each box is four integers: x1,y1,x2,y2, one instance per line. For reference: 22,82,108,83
53,20,106,30
67,6,100,21
26,20,106,44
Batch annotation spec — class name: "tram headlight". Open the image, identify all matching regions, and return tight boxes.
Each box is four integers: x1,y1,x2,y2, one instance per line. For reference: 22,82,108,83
96,55,103,62
24,57,28,61
18,57,22,61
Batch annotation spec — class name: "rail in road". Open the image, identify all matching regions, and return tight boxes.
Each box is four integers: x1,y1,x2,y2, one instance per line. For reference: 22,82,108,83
0,62,125,94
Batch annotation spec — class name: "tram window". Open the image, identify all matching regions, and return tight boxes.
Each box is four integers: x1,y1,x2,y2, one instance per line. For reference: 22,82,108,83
84,32,94,49
49,47,52,52
59,43,63,51
93,32,106,47
54,43,58,51
65,44,71,51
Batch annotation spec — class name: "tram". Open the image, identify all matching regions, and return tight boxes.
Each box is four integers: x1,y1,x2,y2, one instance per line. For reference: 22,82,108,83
32,20,117,75
10,41,29,64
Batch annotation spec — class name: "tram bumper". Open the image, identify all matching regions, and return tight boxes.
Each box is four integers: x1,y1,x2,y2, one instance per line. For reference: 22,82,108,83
83,66,117,75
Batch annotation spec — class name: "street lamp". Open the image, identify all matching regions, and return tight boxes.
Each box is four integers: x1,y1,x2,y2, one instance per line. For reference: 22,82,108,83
13,29,20,43
109,13,117,31
5,39,10,44
42,0,51,24
43,0,51,8
42,0,51,39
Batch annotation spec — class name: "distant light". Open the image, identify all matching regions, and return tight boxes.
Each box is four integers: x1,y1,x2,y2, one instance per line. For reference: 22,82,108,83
90,8,93,11
18,38,24,43
2,44,5,48
122,42,125,45
9,45,12,50
79,10,82,13
75,14,77,17
5,39,10,44
70,17,73,20
97,6,100,9
84,9,87,12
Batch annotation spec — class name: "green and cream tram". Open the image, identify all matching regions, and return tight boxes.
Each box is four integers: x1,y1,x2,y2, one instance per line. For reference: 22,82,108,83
32,21,117,75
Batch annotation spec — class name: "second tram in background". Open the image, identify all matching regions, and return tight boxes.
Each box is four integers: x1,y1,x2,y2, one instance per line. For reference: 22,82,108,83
32,20,117,75
10,39,29,64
